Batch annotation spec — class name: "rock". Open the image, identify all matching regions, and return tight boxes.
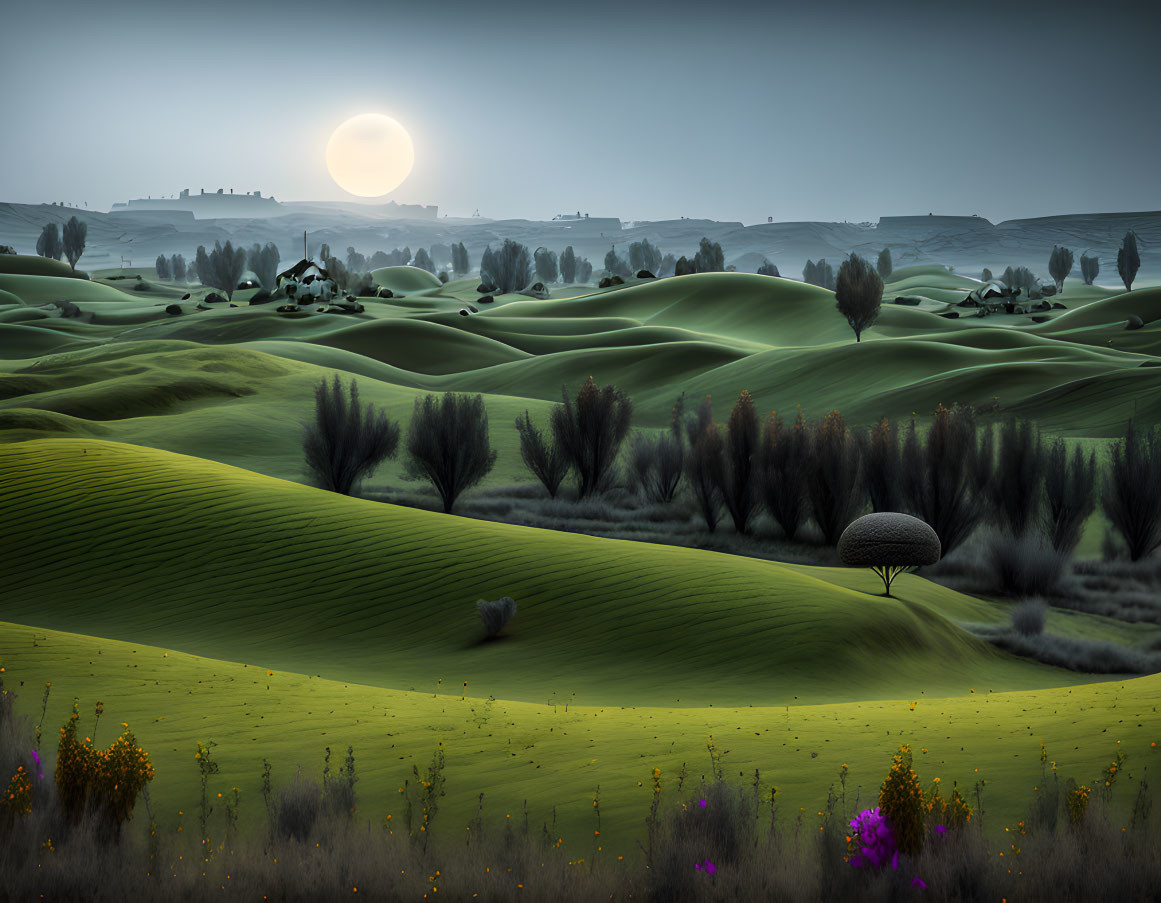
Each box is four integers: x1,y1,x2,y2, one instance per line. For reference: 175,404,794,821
181,293,191,300
477,283,497,294
636,270,655,279
377,287,394,299
165,303,183,315
477,295,495,304
1031,315,1051,324
459,308,470,317
1126,315,1145,330
249,290,273,305
1052,302,1067,310
236,279,259,290
598,276,625,289
894,296,921,306
940,311,960,319
958,298,980,308
467,304,478,313
276,304,301,313
204,292,226,304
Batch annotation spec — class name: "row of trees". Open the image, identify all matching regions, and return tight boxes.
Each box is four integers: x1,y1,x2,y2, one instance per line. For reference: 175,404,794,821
35,218,87,270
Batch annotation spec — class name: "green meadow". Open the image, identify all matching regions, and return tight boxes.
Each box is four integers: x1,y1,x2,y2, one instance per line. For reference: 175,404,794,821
1,259,1159,853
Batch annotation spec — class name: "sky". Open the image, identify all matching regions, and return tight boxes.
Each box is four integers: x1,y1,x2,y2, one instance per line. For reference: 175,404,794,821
2,0,1158,225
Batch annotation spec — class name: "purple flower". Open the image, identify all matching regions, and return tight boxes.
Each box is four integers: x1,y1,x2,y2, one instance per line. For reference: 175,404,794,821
698,799,707,808
848,807,900,871
694,859,717,875
912,876,927,890
935,825,948,836
30,749,43,780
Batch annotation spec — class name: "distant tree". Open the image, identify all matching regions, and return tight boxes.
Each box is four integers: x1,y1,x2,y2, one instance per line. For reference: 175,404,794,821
195,240,246,301
480,239,532,294
806,411,863,545
170,253,187,282
721,390,760,534
368,250,391,269
759,408,808,540
674,256,696,277
303,375,400,496
247,242,281,290
658,254,677,277
62,216,87,270
559,246,577,283
438,271,449,284
802,259,836,290
1043,439,1096,555
1117,231,1140,292
576,258,593,283
36,223,62,260
603,246,632,279
693,237,725,273
398,246,412,267
194,246,211,286
406,393,497,514
1048,245,1074,293
412,248,435,273
319,243,331,263
346,246,367,272
1080,253,1100,286
534,247,559,283
324,256,350,291
452,242,470,276
551,377,631,498
877,248,893,281
756,261,780,277
628,239,662,274
834,253,883,342
515,410,570,498
981,267,993,283
1001,265,1040,296
155,254,171,280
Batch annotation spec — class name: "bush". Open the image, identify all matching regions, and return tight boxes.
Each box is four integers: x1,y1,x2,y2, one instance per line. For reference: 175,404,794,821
878,746,925,856
274,770,321,841
322,745,358,821
759,409,808,540
627,431,684,504
550,378,631,499
806,411,863,545
1102,420,1161,561
477,596,517,638
985,532,1069,597
303,376,400,496
407,394,497,514
1011,598,1048,636
515,411,570,498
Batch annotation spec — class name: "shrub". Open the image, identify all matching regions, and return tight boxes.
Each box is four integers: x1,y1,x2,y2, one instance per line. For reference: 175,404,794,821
322,745,358,821
407,394,497,514
1043,440,1097,554
274,770,321,842
627,431,684,504
759,409,809,540
515,411,570,498
835,253,883,342
303,375,400,496
721,390,760,534
1102,420,1161,561
985,532,1069,597
806,411,863,545
477,596,517,637
879,746,925,857
550,378,631,499
1011,598,1048,636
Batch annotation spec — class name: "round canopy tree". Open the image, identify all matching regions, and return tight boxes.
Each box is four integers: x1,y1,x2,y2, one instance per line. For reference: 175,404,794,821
837,512,941,596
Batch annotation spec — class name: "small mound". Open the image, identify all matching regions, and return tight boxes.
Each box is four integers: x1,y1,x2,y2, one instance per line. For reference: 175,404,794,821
369,266,444,294
0,255,77,278
315,318,530,374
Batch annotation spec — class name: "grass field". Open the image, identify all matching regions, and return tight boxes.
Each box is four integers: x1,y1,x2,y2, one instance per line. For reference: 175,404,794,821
1,260,1159,858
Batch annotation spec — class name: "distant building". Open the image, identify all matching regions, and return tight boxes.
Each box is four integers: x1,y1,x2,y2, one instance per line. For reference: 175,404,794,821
111,188,281,219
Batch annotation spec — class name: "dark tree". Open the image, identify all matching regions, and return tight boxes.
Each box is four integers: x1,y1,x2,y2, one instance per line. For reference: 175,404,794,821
36,223,62,260
802,259,836,290
412,248,435,273
674,256,696,277
62,216,87,270
658,254,677,277
1043,439,1096,555
900,405,982,556
1117,231,1140,292
834,253,883,342
1048,246,1074,293
247,242,281,291
452,242,470,276
692,237,724,273
628,239,662,274
346,247,367,272
981,267,993,283
194,246,211,286
756,261,780,277
864,417,902,513
324,256,350,291
1080,253,1100,286
1102,420,1161,561
627,409,685,505
201,240,246,301
515,410,570,498
759,409,809,541
559,246,577,284
1002,265,1039,296
480,239,532,294
806,411,863,545
576,258,593,283
721,390,760,534
877,248,893,281
369,251,391,269
407,393,497,514
154,255,171,280
303,375,400,496
685,396,724,532
319,243,331,263
534,247,559,284
551,377,632,498
988,418,1044,538
603,246,631,279
170,253,187,282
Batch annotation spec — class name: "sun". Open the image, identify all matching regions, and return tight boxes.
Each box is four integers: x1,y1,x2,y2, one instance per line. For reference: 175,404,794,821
325,113,415,198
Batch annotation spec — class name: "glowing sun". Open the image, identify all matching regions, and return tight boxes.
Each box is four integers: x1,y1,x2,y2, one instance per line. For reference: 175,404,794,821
326,113,415,197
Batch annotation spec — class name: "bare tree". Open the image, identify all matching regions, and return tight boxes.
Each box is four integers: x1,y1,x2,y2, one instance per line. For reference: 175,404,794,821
515,410,570,498
247,242,281,291
806,411,863,545
1048,246,1074,293
62,216,87,270
407,394,497,513
36,223,62,260
721,390,760,534
759,408,809,540
550,378,631,498
835,253,883,342
303,375,400,495
685,396,724,532
1102,420,1161,561
1117,231,1140,292
1043,439,1096,555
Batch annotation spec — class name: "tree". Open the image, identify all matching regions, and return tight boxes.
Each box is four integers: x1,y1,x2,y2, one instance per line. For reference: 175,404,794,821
1080,253,1100,286
303,375,400,496
692,237,724,273
1102,420,1161,561
406,394,497,514
1048,245,1074,293
170,253,187,282
756,261,780,277
806,411,863,545
247,242,281,291
1117,231,1140,292
559,246,577,283
834,253,883,342
36,223,62,260
550,378,632,498
721,390,760,534
576,258,593,283
155,255,171,280
687,422,725,532
838,513,941,596
324,256,350,291
194,246,211,286
988,418,1044,538
900,405,982,556
628,239,662,274
412,248,435,273
603,246,631,279
346,247,367,272
658,254,677,277
197,241,246,300
759,408,808,540
674,256,696,277
864,417,902,513
319,243,331,263
369,250,390,269
1043,439,1096,555
452,242,470,276
480,239,531,294
802,259,836,290
981,268,993,283
515,410,570,498
1001,265,1039,296
62,216,87,271
534,247,559,283
877,248,893,281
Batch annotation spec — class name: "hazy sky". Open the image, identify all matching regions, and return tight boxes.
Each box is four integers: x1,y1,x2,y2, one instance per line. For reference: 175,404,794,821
3,0,1158,224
